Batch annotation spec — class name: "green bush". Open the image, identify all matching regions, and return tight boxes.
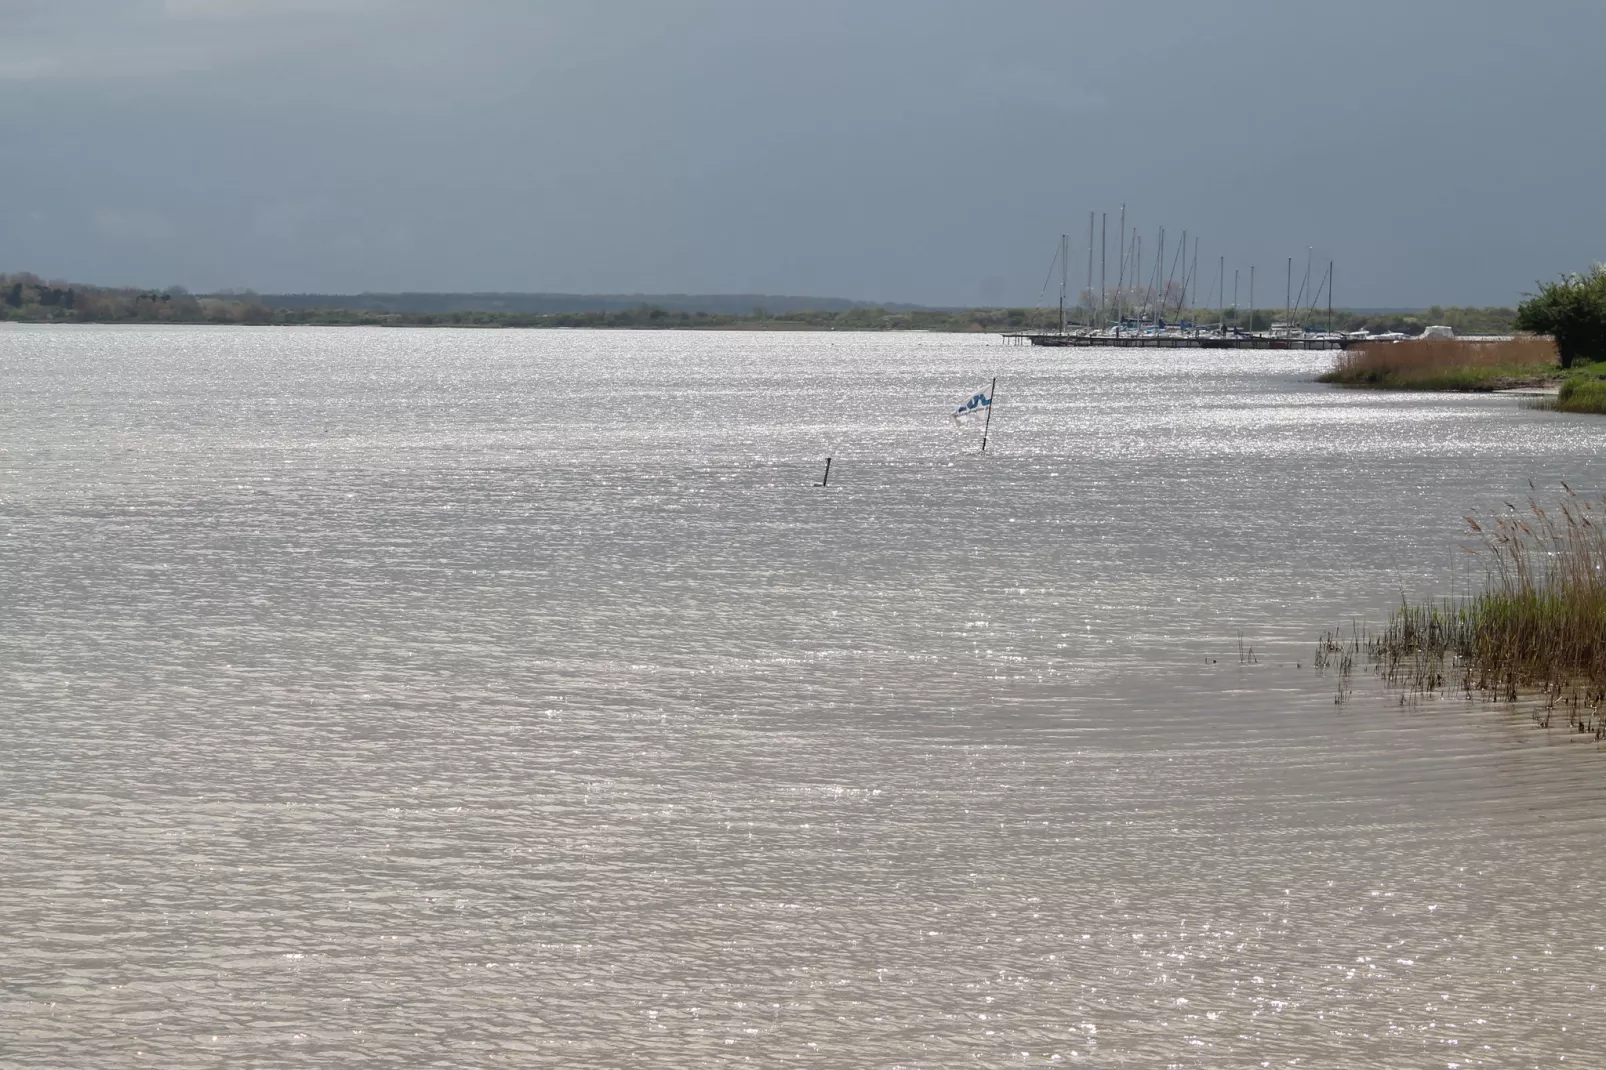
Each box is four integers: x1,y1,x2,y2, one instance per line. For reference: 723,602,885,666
1516,265,1606,368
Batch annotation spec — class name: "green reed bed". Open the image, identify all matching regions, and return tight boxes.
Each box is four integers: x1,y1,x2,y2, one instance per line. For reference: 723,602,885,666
1324,490,1606,733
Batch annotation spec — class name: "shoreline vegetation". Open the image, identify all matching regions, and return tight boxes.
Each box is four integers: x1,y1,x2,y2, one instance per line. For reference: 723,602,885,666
1317,337,1606,414
2,271,1516,336
1317,337,1561,391
1324,489,1606,736
1318,265,1606,411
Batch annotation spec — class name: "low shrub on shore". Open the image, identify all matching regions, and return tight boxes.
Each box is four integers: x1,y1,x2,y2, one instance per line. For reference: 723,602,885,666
1552,363,1606,414
1330,490,1606,727
1318,336,1558,390
1556,376,1606,414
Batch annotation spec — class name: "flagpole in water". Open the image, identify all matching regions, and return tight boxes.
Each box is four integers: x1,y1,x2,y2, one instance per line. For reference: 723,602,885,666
980,377,997,454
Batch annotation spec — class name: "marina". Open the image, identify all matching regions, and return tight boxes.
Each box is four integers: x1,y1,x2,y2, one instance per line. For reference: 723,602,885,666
1006,328,1354,349
1012,207,1354,348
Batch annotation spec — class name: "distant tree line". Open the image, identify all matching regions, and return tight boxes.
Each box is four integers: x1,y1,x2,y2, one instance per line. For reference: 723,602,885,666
0,278,1070,331
261,303,1082,331
0,271,1519,336
262,291,927,316
1,273,274,324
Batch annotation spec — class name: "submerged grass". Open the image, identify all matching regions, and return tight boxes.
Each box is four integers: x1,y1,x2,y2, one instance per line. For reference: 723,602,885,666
1324,488,1606,731
1318,336,1559,390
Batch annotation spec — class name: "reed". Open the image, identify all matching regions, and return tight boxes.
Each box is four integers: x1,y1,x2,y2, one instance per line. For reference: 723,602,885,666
1318,336,1559,390
1334,489,1606,732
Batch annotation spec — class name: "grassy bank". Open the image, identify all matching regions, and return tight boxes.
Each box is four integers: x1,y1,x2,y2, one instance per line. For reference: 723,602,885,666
1330,491,1606,729
1318,337,1559,390
1555,363,1606,413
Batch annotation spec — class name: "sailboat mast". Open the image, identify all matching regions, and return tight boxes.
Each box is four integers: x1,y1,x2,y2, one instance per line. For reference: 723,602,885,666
1154,227,1165,323
1219,255,1226,332
1175,230,1185,318
1086,212,1094,327
1134,233,1142,325
1286,257,1292,333
1303,246,1312,328
1116,203,1127,329
1190,238,1199,324
1059,233,1068,335
1099,213,1107,330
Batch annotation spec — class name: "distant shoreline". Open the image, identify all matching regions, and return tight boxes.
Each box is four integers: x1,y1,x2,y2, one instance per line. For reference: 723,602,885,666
1,307,1518,338
0,317,950,333
2,272,1519,336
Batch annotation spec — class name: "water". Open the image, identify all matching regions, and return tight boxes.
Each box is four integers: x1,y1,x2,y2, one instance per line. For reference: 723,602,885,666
4,324,1605,1067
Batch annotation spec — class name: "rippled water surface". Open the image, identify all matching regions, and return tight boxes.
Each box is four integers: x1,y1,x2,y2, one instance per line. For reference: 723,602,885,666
5,324,1606,1067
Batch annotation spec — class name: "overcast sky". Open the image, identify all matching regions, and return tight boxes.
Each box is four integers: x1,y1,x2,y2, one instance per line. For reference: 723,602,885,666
1,0,1601,306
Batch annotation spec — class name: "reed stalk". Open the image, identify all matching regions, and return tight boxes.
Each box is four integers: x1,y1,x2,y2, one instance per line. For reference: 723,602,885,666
1327,488,1606,733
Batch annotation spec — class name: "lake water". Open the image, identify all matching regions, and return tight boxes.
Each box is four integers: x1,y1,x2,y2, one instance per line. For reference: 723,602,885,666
4,324,1606,1067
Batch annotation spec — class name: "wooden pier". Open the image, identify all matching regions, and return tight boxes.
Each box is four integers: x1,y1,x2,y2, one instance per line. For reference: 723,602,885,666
1005,331,1353,350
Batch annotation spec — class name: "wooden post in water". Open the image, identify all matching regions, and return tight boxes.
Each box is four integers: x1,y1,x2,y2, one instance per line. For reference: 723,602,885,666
818,457,832,487
980,378,997,454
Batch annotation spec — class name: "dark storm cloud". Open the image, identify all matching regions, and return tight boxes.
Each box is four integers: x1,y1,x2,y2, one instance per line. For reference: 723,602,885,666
1,0,1600,306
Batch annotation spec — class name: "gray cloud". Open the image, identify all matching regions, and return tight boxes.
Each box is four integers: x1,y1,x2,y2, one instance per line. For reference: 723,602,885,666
0,0,1600,306
0,0,428,81
161,0,401,16
92,207,173,243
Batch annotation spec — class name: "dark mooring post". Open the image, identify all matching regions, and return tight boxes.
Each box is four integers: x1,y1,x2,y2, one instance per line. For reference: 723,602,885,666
980,377,997,454
818,457,832,487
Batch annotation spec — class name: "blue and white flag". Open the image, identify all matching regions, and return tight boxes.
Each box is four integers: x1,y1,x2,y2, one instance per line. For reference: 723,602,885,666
952,386,992,423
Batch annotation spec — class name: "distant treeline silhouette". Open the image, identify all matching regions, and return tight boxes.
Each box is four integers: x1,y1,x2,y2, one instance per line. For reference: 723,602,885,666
1,272,1516,335
261,291,931,316
2,273,274,324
